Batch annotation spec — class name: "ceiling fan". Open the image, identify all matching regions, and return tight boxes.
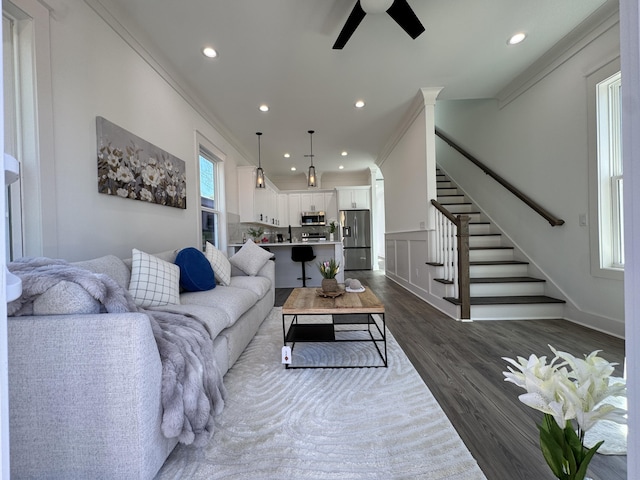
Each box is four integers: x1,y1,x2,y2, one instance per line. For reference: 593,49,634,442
333,0,425,50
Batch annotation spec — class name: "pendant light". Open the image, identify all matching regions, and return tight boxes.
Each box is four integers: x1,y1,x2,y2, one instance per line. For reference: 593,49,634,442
306,130,316,187
255,132,265,188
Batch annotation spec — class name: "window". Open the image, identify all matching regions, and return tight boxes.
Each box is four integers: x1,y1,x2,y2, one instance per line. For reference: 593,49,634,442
596,71,623,269
199,147,221,249
588,59,623,280
3,11,23,261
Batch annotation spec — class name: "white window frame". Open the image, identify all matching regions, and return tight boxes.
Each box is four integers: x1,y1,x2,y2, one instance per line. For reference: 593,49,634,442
587,57,624,280
197,132,226,251
2,0,55,258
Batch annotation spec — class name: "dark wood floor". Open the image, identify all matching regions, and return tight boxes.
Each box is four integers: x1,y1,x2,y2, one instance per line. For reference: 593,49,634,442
275,271,626,480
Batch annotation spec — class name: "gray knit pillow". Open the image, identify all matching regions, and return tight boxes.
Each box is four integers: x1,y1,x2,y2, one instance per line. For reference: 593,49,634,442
229,239,273,276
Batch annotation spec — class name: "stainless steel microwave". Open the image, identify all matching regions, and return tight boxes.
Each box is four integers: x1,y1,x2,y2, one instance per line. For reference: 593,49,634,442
301,211,326,226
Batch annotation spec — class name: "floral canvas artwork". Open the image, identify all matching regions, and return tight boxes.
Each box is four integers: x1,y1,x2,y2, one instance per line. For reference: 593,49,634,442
97,116,187,209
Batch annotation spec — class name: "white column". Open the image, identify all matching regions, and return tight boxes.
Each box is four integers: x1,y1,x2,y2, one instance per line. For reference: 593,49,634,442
421,87,443,230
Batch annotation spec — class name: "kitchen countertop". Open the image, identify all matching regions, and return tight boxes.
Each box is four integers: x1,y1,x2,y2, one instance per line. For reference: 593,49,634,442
229,241,342,247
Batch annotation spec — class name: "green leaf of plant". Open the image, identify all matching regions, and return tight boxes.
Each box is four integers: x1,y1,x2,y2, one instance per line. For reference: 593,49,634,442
574,441,603,479
539,426,567,479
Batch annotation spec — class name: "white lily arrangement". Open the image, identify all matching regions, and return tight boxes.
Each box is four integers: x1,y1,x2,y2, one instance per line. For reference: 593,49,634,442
503,345,626,480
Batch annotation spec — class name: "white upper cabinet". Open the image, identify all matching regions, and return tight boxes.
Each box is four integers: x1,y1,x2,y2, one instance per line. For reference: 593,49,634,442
336,186,371,210
237,166,278,226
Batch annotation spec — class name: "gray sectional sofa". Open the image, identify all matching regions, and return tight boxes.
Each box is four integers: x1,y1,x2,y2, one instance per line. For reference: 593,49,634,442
7,241,275,479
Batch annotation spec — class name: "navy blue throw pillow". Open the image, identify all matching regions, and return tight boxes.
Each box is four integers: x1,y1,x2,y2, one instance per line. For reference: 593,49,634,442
174,247,216,292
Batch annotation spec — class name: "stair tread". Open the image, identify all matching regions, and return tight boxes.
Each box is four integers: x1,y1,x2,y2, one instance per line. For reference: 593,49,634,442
470,260,528,265
470,276,546,283
470,233,501,237
444,295,566,306
469,246,513,250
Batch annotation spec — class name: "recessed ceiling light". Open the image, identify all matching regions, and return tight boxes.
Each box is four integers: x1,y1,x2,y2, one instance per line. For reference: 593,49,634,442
259,104,269,112
339,165,344,170
507,32,526,45
355,100,365,108
341,151,348,156
284,153,290,158
291,167,297,171
202,47,218,58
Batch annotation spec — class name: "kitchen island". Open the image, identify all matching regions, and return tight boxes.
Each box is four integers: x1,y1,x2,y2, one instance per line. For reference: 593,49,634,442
229,241,344,288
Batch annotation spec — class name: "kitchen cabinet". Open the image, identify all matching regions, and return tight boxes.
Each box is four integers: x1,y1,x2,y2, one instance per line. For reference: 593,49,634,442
300,192,325,213
288,194,301,226
237,166,279,226
277,193,289,226
324,191,337,220
336,187,371,210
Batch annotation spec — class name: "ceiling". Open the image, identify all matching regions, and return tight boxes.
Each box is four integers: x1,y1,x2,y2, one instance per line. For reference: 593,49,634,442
101,0,612,184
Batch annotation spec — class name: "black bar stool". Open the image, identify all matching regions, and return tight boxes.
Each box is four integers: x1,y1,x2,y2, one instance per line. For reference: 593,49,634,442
291,246,316,287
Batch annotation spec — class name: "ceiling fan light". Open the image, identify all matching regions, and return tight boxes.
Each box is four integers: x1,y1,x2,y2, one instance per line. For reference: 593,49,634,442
361,0,394,14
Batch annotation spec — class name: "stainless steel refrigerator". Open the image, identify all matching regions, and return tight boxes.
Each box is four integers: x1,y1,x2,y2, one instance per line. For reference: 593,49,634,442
340,209,372,270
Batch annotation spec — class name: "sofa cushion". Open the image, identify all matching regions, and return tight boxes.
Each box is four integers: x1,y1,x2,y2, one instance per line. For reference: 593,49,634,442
229,239,273,276
180,286,258,326
33,281,102,315
205,242,231,286
73,255,131,290
229,275,272,299
149,303,231,339
174,248,216,292
129,249,180,307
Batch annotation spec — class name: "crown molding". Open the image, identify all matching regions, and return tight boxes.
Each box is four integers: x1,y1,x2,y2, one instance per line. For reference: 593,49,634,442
83,0,255,165
376,87,443,168
496,0,620,108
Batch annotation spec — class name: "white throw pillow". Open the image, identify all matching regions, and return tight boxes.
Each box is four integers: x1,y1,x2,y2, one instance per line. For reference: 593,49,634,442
128,248,180,307
205,242,231,286
229,239,273,276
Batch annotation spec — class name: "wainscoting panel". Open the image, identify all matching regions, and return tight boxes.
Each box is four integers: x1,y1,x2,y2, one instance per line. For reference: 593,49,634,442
385,230,459,320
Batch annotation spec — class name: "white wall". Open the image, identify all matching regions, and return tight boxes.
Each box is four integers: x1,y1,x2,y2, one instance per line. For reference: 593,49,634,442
41,1,250,261
380,112,428,233
435,22,623,335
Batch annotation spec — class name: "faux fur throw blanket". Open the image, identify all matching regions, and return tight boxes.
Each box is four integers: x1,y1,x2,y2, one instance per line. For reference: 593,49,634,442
8,256,226,447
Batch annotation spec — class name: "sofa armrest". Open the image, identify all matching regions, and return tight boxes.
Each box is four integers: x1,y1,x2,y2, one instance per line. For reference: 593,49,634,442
8,312,172,479
256,258,275,288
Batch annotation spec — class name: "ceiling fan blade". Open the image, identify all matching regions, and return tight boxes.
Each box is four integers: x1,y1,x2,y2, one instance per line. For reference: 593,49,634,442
386,0,425,40
332,1,366,49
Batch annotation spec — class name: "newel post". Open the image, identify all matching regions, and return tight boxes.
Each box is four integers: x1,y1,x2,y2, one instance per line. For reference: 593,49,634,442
457,215,470,320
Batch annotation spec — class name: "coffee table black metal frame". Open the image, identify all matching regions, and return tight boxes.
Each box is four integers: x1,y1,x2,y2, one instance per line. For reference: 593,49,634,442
281,288,387,369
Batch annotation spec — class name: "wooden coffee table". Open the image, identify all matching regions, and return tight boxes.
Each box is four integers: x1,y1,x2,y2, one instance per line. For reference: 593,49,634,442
282,287,387,368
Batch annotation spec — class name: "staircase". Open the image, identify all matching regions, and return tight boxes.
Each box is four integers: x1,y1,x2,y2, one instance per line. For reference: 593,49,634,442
431,169,565,321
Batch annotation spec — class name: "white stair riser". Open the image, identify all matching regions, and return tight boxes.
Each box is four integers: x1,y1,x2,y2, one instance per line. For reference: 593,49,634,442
438,195,467,204
469,224,492,235
437,187,458,196
469,303,564,321
470,282,546,297
437,181,454,188
470,249,514,262
443,204,476,214
470,263,529,277
469,235,503,247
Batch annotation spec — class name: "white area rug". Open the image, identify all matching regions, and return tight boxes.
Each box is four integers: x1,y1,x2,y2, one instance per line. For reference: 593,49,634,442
584,389,627,455
155,308,487,479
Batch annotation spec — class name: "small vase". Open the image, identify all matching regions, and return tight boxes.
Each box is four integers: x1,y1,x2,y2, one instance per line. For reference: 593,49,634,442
321,278,338,293
329,233,334,241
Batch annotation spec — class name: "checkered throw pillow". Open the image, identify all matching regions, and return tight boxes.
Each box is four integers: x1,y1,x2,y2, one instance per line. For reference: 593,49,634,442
128,248,180,307
205,242,231,286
